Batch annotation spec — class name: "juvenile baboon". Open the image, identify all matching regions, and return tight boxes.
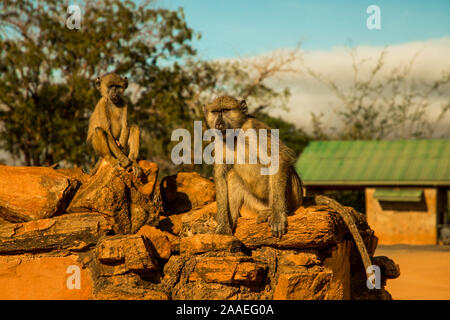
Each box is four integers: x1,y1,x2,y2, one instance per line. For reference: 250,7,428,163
203,95,304,237
87,72,143,178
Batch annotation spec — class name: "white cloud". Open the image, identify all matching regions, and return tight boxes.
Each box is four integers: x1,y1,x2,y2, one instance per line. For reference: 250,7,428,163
239,37,450,137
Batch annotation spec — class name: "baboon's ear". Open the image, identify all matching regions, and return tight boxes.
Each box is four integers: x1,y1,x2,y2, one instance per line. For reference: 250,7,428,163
94,77,101,91
123,77,128,89
239,99,248,115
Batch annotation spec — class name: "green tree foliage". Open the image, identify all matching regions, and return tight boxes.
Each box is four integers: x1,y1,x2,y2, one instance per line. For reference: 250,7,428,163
0,0,197,167
252,111,309,157
0,0,308,176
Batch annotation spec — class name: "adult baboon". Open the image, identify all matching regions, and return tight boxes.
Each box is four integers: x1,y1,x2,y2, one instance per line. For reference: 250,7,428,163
203,95,303,237
87,72,143,178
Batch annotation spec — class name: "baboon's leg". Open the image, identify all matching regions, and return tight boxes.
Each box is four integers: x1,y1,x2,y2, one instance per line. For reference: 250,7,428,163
269,166,289,237
93,127,130,168
215,163,233,235
127,125,144,179
105,131,130,168
227,170,270,229
92,127,115,159
128,125,140,161
227,170,244,230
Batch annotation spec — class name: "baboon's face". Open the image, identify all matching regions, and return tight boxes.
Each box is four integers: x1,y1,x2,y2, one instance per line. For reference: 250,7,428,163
95,73,128,105
204,96,248,133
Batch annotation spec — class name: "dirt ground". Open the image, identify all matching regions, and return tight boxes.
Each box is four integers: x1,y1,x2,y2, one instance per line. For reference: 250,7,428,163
375,245,450,300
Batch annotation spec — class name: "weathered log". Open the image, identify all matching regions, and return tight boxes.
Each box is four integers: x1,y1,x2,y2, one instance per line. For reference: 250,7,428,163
0,212,111,254
0,166,80,222
234,207,343,250
67,160,162,234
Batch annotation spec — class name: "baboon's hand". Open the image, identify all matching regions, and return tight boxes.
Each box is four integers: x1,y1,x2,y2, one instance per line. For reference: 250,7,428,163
119,157,131,169
132,161,145,179
269,212,287,238
215,223,233,235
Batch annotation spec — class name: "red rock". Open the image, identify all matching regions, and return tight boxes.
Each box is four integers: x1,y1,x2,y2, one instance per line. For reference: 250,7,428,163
189,256,267,285
161,231,180,253
57,167,90,184
96,235,159,276
137,225,172,260
0,212,111,254
0,166,80,222
159,214,183,235
0,254,94,299
234,206,343,250
273,267,342,300
180,234,243,255
160,172,215,214
137,161,159,196
279,252,321,267
67,160,161,234
180,202,217,237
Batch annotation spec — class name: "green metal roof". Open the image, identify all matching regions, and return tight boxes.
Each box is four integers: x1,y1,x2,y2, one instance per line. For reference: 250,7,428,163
295,140,450,186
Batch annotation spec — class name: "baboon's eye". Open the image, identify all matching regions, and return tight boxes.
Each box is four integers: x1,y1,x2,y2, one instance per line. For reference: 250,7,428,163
222,109,230,113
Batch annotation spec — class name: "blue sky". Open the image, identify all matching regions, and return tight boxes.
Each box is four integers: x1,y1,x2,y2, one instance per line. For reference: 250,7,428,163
158,0,450,59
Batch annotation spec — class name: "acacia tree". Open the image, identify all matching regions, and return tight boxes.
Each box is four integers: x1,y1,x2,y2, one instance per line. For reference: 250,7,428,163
0,0,197,167
0,0,309,174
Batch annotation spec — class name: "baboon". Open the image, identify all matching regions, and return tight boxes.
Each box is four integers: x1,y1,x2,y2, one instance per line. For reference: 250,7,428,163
87,72,144,178
203,95,304,237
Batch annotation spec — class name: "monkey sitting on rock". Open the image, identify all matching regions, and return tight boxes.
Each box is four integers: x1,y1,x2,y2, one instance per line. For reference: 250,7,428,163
203,95,304,237
87,72,144,178
203,95,373,273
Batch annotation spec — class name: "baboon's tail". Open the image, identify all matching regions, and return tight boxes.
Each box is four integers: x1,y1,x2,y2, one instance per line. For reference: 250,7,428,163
314,195,372,276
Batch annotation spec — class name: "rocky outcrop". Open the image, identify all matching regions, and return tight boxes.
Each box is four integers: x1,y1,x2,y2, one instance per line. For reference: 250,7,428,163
160,172,215,214
67,160,162,234
0,166,80,222
0,164,399,300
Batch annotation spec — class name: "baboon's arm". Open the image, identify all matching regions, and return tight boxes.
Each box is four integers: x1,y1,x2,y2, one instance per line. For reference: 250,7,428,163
214,163,232,235
118,107,129,149
269,164,289,237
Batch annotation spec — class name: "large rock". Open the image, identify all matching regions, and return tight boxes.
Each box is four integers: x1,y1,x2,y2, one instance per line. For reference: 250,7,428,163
159,214,183,235
188,255,267,285
179,202,217,237
137,225,172,260
67,160,162,234
57,167,90,185
0,164,399,300
136,161,159,197
180,234,243,255
0,166,80,222
273,266,341,300
160,172,215,214
234,206,344,250
95,234,159,276
0,212,111,254
0,254,94,300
